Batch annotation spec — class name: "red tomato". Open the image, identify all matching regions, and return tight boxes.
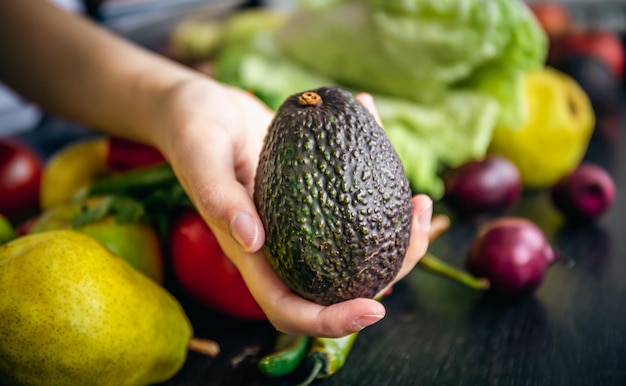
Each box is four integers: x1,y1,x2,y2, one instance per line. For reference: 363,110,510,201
0,139,42,220
169,209,266,320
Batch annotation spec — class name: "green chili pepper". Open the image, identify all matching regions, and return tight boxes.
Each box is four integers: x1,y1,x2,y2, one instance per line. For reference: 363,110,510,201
297,331,360,386
258,333,311,378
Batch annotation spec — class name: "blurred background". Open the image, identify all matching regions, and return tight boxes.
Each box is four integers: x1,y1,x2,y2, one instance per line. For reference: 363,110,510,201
534,0,626,32
1,0,625,138
0,0,253,137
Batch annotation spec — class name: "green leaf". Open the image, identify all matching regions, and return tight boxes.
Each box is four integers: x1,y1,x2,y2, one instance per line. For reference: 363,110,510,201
84,163,178,200
108,196,147,224
72,197,114,228
71,196,147,228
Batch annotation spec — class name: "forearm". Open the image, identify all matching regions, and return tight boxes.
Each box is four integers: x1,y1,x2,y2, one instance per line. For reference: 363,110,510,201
0,0,206,146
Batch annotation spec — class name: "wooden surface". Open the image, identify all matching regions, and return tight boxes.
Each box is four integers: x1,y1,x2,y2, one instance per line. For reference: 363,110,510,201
149,110,626,386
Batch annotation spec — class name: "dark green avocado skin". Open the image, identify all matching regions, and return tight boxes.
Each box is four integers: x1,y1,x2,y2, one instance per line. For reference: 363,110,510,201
253,87,413,306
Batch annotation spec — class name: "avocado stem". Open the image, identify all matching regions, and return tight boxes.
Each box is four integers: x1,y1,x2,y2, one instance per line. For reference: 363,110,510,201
418,253,490,291
298,91,322,107
188,337,220,357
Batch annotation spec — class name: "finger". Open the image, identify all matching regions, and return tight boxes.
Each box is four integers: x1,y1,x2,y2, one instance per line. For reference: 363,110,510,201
232,248,386,338
197,178,266,253
276,297,386,338
393,194,433,282
375,194,433,299
168,141,266,253
264,194,433,336
355,92,383,127
242,196,433,337
429,214,451,242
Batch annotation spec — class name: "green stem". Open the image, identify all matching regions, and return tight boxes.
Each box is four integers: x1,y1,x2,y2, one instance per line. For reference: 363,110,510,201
297,357,323,386
297,331,360,386
418,253,490,290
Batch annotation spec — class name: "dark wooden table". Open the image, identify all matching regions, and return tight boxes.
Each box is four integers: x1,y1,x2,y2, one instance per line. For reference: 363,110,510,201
150,110,626,386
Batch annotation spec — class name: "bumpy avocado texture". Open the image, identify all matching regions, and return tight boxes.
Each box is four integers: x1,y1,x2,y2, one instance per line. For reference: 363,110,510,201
254,87,413,305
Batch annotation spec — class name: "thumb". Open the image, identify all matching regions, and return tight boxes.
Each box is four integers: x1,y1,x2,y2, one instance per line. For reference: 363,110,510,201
180,172,266,253
205,180,265,253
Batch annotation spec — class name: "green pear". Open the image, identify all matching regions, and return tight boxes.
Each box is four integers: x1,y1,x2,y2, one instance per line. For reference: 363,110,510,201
0,230,193,386
27,197,163,283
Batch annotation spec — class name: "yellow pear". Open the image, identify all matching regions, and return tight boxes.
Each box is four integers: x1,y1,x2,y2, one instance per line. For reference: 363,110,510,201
0,230,193,386
27,197,164,283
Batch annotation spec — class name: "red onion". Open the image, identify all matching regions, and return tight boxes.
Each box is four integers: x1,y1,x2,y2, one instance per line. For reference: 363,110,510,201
551,163,616,224
466,217,555,299
443,155,522,216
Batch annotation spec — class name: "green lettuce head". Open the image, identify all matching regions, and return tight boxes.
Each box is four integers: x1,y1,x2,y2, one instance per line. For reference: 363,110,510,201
214,0,547,199
278,0,546,105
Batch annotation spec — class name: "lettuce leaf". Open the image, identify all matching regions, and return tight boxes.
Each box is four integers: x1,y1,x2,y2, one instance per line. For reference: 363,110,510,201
377,92,499,197
456,63,527,129
212,1,547,199
214,30,333,109
277,0,546,107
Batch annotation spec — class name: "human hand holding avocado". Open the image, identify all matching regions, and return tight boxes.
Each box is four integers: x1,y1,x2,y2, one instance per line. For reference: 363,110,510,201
157,85,433,338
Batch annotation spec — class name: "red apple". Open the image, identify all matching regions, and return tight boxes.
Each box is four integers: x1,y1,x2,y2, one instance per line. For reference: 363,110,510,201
0,139,42,221
528,2,573,41
550,28,625,80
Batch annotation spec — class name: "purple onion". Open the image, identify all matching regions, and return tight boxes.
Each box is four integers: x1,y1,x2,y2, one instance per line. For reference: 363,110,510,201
466,217,555,299
551,163,616,224
443,155,522,216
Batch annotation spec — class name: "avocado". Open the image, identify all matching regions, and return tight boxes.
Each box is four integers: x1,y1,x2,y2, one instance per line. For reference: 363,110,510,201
253,87,413,305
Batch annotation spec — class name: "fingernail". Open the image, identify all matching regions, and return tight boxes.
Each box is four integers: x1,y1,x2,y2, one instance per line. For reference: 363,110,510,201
230,213,259,252
417,199,433,231
351,314,384,331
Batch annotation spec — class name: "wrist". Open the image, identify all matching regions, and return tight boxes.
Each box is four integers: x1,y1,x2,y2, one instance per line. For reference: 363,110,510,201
145,73,226,158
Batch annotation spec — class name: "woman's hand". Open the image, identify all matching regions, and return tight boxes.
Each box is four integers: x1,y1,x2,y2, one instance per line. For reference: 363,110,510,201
155,79,433,338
